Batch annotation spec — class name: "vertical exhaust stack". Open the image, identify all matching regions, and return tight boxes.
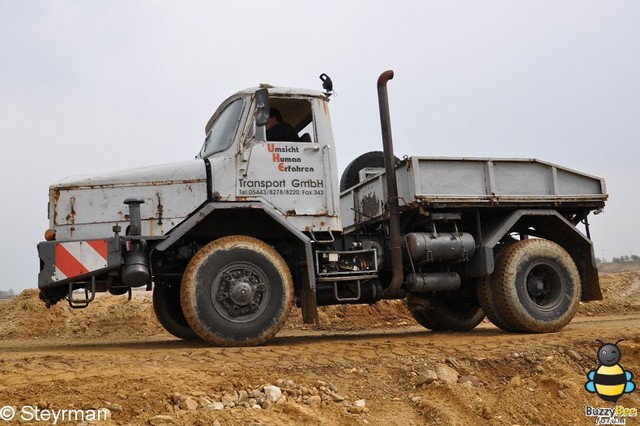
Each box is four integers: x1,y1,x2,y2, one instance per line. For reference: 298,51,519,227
377,70,404,298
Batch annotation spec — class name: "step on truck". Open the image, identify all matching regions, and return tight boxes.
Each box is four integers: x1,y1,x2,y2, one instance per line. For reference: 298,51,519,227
37,71,608,346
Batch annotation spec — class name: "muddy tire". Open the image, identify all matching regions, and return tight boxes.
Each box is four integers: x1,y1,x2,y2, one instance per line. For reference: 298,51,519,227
476,276,520,332
180,236,293,346
153,282,200,340
493,239,580,333
407,288,485,332
339,151,400,192
476,240,521,332
406,294,445,331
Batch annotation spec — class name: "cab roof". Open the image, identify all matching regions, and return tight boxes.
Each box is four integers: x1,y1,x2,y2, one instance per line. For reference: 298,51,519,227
205,86,329,134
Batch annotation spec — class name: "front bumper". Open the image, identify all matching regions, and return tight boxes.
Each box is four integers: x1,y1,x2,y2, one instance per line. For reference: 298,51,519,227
37,238,122,289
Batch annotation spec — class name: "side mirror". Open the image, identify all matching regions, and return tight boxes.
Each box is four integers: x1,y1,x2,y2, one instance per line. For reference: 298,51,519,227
255,88,270,127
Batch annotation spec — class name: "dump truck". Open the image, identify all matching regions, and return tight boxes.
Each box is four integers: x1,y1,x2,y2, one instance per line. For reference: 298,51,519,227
37,71,608,346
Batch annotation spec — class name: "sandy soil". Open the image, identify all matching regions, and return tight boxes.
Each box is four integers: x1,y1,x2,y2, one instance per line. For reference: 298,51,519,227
0,265,639,425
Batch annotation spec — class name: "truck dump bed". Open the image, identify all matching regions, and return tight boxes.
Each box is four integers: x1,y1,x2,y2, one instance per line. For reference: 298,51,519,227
340,157,607,229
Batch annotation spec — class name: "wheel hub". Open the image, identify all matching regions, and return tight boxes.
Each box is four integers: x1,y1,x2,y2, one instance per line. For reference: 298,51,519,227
525,263,562,308
527,275,547,297
229,279,254,305
212,263,268,322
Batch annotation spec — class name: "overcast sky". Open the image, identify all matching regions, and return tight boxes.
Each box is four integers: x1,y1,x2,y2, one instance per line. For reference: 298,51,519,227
1,1,638,292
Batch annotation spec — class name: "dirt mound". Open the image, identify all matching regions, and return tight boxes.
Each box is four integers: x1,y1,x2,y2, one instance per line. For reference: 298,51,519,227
1,270,638,340
0,289,164,339
287,300,415,331
0,289,415,340
579,271,640,316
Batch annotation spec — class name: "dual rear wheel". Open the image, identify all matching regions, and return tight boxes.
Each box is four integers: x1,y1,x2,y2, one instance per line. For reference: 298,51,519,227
407,239,581,334
477,238,581,333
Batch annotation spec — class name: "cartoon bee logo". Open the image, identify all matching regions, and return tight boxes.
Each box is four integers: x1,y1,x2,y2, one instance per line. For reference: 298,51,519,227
585,339,636,403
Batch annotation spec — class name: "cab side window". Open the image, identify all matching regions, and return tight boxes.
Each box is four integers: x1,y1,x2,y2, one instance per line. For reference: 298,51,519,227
267,98,315,143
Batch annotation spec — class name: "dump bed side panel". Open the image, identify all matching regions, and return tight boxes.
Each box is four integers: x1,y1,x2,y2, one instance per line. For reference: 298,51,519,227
340,157,607,229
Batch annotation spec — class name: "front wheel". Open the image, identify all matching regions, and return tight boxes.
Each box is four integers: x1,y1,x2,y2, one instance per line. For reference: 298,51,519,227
153,281,200,340
493,239,580,333
180,236,294,346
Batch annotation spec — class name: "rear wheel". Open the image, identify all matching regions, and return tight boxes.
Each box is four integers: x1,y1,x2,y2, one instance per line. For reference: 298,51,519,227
407,286,485,331
180,236,293,346
476,241,521,332
153,281,200,340
493,239,580,333
477,276,520,332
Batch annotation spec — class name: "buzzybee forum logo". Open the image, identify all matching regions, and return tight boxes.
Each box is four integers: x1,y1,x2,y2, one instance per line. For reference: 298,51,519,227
584,339,637,424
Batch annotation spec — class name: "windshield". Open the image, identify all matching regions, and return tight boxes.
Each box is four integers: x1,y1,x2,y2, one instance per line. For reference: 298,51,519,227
199,99,244,158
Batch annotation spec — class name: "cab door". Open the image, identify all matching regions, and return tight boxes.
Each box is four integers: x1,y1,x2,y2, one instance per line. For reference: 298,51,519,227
238,95,340,232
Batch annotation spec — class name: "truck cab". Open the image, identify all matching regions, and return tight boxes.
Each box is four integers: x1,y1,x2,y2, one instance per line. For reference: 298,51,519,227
201,86,341,233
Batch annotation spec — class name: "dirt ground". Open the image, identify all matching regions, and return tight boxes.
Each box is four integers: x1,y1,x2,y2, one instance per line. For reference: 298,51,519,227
1,264,639,425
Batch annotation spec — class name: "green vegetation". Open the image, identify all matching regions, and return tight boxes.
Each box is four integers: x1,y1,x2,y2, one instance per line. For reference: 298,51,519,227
596,255,640,264
611,254,640,263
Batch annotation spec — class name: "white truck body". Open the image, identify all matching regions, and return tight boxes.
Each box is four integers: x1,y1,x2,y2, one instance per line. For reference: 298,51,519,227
37,72,608,346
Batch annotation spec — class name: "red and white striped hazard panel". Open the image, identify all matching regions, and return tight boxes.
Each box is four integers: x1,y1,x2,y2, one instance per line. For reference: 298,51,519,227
54,240,108,281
